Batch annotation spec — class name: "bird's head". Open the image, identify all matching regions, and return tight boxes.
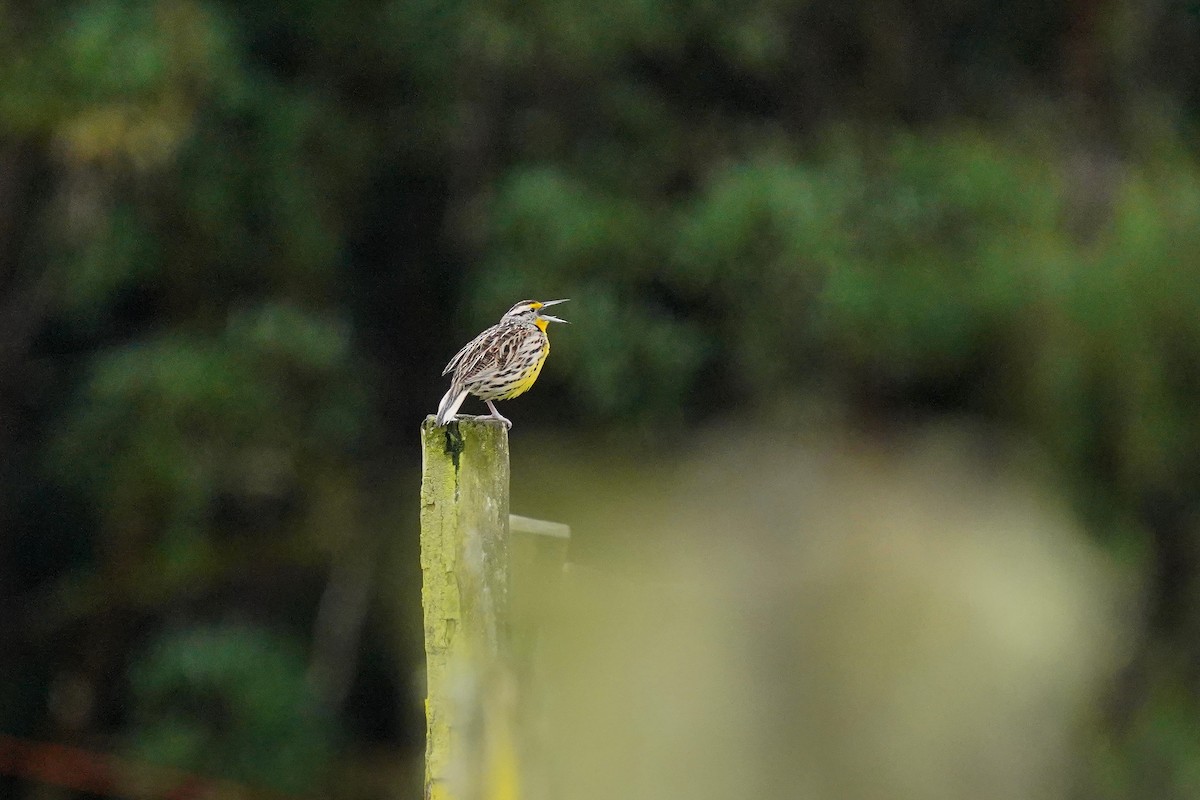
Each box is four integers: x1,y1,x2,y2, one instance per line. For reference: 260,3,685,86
502,299,570,331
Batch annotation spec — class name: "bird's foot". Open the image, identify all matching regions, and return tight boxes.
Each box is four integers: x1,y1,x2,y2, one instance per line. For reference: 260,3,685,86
485,401,513,430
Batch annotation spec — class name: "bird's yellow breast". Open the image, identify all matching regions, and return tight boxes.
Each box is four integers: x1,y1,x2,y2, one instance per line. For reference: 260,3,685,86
498,338,550,400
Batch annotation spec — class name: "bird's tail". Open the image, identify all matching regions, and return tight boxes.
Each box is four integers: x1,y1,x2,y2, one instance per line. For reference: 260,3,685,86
435,387,469,426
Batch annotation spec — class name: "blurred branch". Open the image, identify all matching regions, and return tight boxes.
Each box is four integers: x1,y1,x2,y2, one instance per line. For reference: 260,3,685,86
307,526,379,713
0,142,53,371
0,141,53,547
443,24,505,250
0,733,308,800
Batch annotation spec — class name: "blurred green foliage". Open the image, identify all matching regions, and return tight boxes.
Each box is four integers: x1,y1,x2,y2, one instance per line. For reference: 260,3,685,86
0,0,1199,797
128,624,334,794
50,304,367,580
480,131,1200,471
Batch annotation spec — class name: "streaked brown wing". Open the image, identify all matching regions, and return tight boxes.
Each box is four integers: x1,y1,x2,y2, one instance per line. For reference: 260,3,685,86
442,323,501,377
441,338,475,376
459,323,534,390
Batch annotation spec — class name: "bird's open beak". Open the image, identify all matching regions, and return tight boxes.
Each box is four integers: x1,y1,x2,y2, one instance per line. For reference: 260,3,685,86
539,299,570,324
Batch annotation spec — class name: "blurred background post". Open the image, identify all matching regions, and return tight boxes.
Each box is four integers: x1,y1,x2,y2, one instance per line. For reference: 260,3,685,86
1,0,1199,798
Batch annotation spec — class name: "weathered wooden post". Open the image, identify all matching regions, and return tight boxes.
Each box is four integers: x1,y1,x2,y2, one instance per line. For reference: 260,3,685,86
419,417,515,800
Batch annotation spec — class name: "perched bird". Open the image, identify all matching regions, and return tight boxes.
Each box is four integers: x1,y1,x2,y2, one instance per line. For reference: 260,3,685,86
435,299,569,429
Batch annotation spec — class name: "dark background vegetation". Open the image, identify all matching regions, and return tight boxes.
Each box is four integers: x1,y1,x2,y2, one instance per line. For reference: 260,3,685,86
2,0,1200,797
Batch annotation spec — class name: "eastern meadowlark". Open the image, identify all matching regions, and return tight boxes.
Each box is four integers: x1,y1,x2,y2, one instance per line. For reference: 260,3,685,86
435,299,569,429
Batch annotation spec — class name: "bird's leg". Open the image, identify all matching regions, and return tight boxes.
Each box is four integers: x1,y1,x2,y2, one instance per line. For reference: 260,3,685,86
485,400,512,429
